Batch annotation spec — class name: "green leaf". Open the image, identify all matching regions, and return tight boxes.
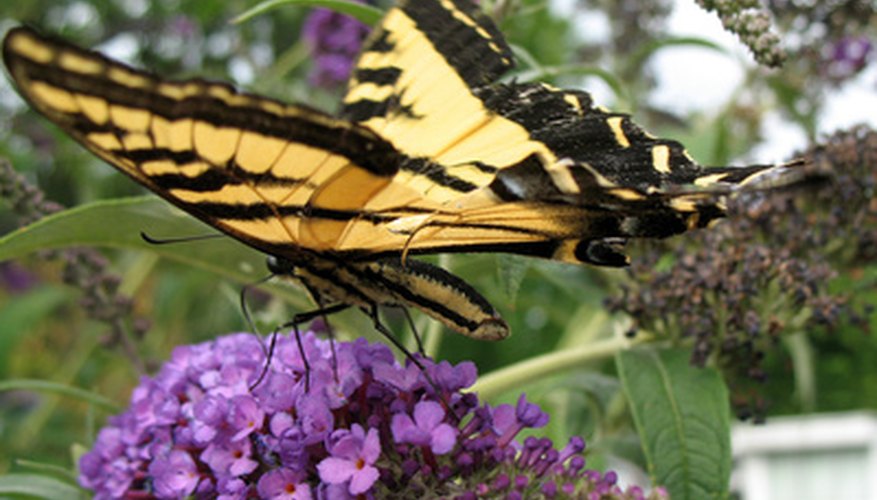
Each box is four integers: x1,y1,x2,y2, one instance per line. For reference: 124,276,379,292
0,197,264,282
627,36,727,73
616,347,731,499
0,473,83,499
12,460,77,484
0,379,121,413
0,288,71,379
0,196,314,309
232,0,384,25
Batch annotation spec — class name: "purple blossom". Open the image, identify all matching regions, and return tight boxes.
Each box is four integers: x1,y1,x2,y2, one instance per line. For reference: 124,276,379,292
200,438,258,477
148,449,200,498
257,468,313,500
296,394,334,445
0,261,38,292
493,394,550,447
515,393,550,427
825,35,873,81
228,394,265,441
391,400,458,454
301,2,373,87
317,424,381,494
79,332,665,498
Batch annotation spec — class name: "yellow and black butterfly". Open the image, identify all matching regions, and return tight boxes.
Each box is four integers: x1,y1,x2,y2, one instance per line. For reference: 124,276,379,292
2,0,795,341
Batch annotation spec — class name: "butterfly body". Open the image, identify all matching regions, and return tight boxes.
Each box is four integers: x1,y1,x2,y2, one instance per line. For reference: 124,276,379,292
266,254,507,340
3,0,797,340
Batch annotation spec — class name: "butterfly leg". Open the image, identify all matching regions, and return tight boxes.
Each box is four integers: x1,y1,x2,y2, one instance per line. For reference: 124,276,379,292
364,304,426,372
398,306,426,355
251,302,351,392
362,304,461,420
299,283,341,382
239,273,277,337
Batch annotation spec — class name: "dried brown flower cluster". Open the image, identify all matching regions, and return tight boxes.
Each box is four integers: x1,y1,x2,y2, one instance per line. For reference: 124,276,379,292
695,0,786,67
607,126,877,416
0,159,149,367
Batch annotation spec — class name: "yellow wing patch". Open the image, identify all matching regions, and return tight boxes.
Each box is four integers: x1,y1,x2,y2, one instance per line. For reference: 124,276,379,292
2,26,417,256
342,1,563,203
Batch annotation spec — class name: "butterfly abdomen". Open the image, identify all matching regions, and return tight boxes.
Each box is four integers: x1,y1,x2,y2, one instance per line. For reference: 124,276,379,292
271,253,509,341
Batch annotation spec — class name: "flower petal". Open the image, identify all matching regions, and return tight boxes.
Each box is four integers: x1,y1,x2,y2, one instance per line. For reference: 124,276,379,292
430,423,458,455
413,401,445,430
317,457,357,484
361,428,381,464
349,465,379,495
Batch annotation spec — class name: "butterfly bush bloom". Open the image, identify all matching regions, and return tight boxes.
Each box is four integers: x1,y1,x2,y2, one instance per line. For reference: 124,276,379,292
79,332,666,499
302,2,372,87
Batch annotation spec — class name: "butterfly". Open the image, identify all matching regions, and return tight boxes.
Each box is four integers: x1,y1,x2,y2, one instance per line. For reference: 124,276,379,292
2,0,797,341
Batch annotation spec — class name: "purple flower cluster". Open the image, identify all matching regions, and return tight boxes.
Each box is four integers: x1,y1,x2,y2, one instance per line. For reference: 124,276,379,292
301,3,372,88
824,35,873,81
79,332,665,499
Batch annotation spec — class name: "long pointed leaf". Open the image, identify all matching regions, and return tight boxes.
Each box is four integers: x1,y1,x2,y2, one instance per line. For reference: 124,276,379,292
232,0,383,25
617,347,731,499
0,473,83,499
0,197,264,283
0,379,121,412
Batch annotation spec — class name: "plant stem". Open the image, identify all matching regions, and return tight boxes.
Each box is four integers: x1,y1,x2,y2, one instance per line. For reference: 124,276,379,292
473,334,639,400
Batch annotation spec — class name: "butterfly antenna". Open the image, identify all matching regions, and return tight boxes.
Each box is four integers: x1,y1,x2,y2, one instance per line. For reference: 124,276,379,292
240,274,275,337
301,285,341,383
139,231,223,245
241,273,287,391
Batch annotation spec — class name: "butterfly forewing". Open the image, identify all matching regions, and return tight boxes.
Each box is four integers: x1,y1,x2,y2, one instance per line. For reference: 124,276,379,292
2,26,432,258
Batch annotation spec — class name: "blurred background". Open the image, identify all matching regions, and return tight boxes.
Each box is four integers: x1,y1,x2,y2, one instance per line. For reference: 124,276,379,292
0,0,875,496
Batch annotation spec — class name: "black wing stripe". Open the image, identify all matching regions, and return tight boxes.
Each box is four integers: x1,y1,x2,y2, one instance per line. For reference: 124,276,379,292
476,83,709,190
10,30,489,194
402,0,514,88
341,96,418,123
174,201,419,225
364,30,395,53
353,67,402,86
113,149,308,190
150,170,245,192
401,158,480,193
6,31,401,177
